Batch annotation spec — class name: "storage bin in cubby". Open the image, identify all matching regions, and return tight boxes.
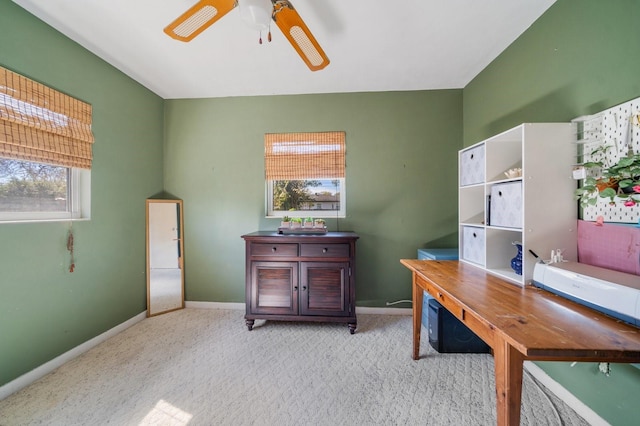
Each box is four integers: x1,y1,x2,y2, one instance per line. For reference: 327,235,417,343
459,144,485,186
489,181,522,228
461,226,485,266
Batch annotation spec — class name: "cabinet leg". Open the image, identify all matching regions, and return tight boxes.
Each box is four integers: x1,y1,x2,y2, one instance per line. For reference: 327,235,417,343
348,323,357,334
246,319,254,331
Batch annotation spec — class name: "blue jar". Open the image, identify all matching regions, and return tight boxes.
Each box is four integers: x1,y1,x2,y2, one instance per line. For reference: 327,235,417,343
510,242,523,275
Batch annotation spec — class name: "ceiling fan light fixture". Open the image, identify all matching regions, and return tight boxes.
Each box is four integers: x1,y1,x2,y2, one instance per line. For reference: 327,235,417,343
239,0,273,31
164,0,329,71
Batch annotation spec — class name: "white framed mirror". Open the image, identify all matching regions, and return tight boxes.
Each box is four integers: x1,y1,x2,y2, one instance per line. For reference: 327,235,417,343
146,198,185,316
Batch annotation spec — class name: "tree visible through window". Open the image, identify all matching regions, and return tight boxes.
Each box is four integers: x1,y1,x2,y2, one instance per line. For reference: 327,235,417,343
0,159,69,212
272,179,341,212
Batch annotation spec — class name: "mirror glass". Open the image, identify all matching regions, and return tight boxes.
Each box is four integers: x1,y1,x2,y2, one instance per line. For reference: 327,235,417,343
146,199,184,316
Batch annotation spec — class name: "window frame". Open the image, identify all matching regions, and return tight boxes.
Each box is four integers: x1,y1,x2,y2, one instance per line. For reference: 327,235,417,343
265,178,346,219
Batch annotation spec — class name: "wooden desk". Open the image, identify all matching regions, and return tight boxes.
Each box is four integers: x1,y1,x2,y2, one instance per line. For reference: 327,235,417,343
401,259,640,426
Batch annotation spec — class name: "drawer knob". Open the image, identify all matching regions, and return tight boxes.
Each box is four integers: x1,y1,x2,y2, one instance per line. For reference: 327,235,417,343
272,247,277,252
437,292,443,299
322,248,328,253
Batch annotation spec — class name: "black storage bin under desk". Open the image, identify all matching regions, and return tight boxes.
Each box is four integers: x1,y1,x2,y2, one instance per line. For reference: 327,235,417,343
428,299,491,354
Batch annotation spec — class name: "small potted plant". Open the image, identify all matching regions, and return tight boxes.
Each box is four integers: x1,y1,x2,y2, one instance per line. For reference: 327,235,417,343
280,216,291,228
303,217,314,228
290,217,302,229
314,218,326,228
604,153,640,204
574,148,640,207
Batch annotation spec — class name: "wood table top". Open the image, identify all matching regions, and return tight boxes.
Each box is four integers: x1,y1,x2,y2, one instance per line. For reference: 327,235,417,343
401,259,640,362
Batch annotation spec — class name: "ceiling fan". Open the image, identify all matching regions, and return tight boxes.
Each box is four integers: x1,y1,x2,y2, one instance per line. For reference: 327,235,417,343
164,0,330,71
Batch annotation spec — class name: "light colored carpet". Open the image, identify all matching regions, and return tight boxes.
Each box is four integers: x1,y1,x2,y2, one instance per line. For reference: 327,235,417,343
0,309,590,425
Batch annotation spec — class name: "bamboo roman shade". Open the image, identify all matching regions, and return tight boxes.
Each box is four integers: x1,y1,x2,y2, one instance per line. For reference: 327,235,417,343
265,131,345,180
0,66,94,169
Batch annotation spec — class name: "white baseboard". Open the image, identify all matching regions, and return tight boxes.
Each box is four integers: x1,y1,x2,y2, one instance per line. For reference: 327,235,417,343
186,301,245,310
524,361,610,426
186,301,411,316
0,311,146,401
356,306,412,315
184,302,413,315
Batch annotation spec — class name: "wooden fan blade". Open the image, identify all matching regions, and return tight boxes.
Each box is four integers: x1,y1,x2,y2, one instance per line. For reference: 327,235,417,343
164,0,237,42
272,1,330,71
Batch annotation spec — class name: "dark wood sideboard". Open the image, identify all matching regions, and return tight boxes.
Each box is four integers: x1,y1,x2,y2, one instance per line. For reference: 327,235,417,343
241,231,359,333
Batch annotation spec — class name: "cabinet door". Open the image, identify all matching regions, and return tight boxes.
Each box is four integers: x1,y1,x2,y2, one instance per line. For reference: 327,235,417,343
250,262,298,315
300,262,350,316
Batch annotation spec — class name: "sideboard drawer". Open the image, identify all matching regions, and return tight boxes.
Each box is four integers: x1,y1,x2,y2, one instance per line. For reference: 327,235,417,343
300,243,350,258
251,243,298,257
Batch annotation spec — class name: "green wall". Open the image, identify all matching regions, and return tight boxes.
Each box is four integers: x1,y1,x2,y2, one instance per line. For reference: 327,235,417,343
0,2,164,386
164,91,462,305
464,0,640,146
3,0,639,424
463,0,640,424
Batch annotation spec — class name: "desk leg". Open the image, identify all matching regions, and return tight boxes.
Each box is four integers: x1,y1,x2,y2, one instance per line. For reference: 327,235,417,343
412,275,423,360
493,338,524,426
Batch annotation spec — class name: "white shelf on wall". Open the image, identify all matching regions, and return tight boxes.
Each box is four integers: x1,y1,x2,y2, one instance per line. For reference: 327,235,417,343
458,123,578,286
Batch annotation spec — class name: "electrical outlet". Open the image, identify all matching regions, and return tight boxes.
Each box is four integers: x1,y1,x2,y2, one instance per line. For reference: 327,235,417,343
598,362,611,376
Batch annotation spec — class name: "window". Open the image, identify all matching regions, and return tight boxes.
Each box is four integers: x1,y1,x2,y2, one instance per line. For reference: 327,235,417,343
265,132,345,218
0,159,89,222
0,66,93,222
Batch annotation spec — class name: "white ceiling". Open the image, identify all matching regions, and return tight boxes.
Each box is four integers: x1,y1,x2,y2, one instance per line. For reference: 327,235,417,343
13,0,556,100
